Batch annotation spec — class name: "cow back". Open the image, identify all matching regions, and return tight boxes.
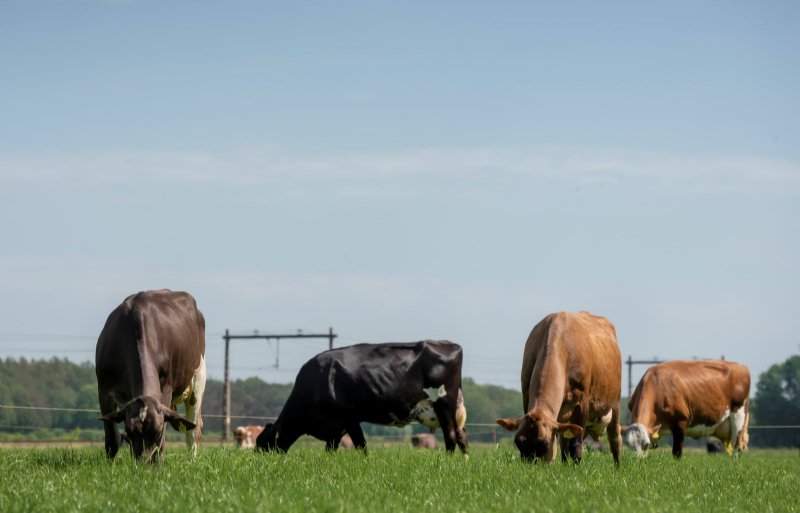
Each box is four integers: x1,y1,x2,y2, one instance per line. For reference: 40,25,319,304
521,311,621,417
96,289,205,399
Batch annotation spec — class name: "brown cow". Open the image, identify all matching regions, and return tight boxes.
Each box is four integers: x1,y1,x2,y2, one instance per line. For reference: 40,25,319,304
497,311,623,465
411,433,437,449
96,289,206,464
624,360,750,458
234,425,264,449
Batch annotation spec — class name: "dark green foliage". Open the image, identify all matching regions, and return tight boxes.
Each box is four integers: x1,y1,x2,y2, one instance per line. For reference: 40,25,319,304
0,357,98,433
0,358,522,442
751,354,800,448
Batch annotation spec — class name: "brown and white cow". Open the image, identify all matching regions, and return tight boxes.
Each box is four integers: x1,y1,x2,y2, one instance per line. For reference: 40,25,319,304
624,360,750,458
234,425,264,449
96,289,206,464
497,311,623,465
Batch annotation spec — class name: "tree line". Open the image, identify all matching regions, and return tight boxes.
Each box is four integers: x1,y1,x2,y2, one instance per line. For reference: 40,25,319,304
1,355,798,447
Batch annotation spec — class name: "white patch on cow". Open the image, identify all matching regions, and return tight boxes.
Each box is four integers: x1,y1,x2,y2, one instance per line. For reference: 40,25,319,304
624,423,651,456
180,356,206,457
455,388,467,430
729,406,747,453
686,408,730,439
411,399,440,430
423,386,447,401
585,408,613,439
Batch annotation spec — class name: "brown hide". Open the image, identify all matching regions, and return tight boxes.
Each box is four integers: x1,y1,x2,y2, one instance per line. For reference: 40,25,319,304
411,433,437,449
497,311,622,465
626,360,750,457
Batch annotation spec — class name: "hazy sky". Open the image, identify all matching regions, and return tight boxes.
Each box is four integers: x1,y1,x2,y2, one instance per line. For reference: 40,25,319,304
1,1,798,393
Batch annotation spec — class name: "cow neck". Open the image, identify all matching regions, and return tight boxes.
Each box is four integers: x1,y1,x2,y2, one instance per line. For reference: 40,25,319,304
526,347,566,421
136,339,162,398
628,384,657,430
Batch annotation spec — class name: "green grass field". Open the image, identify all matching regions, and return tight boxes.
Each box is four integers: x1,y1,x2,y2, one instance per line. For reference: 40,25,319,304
1,445,797,513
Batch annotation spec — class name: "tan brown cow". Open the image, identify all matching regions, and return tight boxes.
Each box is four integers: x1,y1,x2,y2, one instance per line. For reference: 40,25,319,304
624,360,750,458
496,311,622,465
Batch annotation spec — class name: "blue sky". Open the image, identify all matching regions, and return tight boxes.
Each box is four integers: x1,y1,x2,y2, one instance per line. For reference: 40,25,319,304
1,1,798,392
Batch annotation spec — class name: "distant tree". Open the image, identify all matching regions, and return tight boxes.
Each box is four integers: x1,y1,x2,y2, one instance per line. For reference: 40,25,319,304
751,355,800,448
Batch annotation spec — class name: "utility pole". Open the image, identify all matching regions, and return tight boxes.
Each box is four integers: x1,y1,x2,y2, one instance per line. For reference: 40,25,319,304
626,356,661,400
221,328,338,442
223,329,231,442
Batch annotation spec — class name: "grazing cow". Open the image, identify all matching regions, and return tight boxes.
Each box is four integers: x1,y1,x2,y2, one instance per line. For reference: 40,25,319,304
624,360,750,458
96,289,206,464
234,425,264,449
496,311,623,465
411,433,437,449
256,341,468,454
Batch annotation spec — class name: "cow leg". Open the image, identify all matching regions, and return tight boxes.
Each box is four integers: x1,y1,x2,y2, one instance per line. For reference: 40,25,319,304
606,406,622,466
560,437,569,463
565,403,586,463
346,423,367,453
188,355,207,455
433,399,457,453
736,399,750,454
671,423,686,458
325,438,340,451
567,434,584,463
98,392,121,459
455,424,469,456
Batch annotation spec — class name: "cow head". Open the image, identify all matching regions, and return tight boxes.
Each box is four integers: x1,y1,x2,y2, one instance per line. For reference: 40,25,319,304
101,396,195,464
496,412,583,462
622,423,661,456
255,422,280,452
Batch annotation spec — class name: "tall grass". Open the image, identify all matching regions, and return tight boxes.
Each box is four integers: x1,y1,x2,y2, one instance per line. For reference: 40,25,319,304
0,445,797,513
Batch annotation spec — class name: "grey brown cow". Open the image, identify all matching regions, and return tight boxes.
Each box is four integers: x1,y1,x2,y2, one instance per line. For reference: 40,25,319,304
96,289,206,464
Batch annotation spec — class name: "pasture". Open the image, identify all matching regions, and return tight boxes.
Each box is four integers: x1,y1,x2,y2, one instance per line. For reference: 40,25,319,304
1,445,797,513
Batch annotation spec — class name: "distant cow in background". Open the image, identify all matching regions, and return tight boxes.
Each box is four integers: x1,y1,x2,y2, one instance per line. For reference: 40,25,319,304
707,439,725,454
96,289,206,464
625,360,750,458
234,425,264,449
339,433,355,449
497,311,623,465
411,433,437,449
256,341,468,454
236,425,354,450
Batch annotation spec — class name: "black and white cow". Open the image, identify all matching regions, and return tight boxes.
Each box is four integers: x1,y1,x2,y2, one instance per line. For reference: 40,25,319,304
256,340,468,454
96,289,206,464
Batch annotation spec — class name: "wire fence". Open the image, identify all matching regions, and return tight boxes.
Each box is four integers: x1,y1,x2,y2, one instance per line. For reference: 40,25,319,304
2,403,798,431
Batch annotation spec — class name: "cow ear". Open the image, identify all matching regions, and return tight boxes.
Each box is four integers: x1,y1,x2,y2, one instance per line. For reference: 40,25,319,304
101,410,126,424
620,425,630,434
556,423,583,438
496,417,522,431
161,406,196,431
650,424,662,437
